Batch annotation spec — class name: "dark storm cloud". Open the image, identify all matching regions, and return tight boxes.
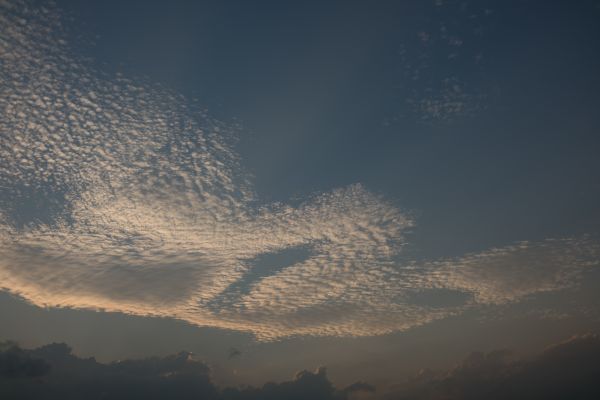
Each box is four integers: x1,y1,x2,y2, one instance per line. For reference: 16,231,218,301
0,342,369,400
384,333,600,400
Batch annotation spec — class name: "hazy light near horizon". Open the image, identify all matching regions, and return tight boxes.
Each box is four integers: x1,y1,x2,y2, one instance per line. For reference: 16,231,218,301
1,0,599,340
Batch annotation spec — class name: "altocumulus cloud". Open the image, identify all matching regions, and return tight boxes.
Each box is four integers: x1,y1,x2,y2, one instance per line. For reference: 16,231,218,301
1,0,599,340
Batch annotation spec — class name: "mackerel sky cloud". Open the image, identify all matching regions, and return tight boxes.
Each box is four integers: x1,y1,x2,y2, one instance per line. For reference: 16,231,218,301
1,0,599,342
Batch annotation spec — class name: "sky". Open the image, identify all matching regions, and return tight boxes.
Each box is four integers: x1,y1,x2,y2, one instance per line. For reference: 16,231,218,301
1,0,600,397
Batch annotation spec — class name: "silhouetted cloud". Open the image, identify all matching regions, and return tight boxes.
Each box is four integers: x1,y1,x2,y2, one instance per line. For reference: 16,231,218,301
339,381,376,397
0,341,49,379
384,333,600,400
223,367,375,400
3,335,600,399
1,342,218,400
0,342,369,400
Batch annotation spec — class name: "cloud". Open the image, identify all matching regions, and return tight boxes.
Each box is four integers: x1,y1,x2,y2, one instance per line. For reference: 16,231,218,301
0,342,220,399
0,0,599,341
383,333,600,400
223,367,341,400
3,334,600,400
0,341,50,379
389,2,493,124
339,381,376,397
420,238,600,305
408,77,485,123
0,342,366,400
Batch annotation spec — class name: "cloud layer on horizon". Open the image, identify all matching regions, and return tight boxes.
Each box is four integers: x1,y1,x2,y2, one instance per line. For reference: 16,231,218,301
1,0,599,340
3,334,600,400
0,340,372,400
383,333,600,400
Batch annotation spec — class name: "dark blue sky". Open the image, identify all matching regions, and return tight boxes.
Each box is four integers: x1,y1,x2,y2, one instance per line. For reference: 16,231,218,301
55,0,600,258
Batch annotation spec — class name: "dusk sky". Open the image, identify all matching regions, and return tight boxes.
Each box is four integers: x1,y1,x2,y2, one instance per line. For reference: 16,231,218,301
1,1,600,398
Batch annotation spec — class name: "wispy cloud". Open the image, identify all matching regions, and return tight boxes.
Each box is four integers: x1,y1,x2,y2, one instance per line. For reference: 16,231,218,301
390,1,493,124
1,0,598,341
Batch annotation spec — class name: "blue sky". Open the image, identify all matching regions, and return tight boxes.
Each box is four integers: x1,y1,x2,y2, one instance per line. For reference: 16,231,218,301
58,0,600,258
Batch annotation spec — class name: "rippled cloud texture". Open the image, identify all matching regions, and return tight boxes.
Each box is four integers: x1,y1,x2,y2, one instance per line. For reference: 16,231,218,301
1,0,599,340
